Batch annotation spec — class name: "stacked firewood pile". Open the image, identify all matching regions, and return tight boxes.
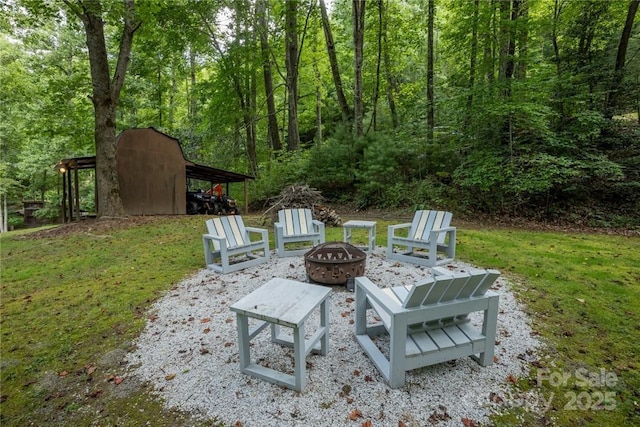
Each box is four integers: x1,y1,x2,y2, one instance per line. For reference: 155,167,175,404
262,185,342,226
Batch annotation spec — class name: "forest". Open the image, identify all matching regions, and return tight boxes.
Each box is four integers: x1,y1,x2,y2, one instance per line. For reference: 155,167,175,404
1,0,639,229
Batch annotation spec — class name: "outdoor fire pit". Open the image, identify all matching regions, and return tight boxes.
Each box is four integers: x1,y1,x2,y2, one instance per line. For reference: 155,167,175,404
304,241,366,286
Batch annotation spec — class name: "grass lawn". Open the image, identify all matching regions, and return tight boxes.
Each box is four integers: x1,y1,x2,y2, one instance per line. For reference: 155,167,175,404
1,214,638,426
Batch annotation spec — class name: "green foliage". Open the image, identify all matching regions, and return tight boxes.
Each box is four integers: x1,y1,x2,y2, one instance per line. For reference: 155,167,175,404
249,149,311,205
303,125,360,198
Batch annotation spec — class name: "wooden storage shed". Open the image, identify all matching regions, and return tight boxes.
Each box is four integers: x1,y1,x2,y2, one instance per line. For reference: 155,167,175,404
56,128,254,220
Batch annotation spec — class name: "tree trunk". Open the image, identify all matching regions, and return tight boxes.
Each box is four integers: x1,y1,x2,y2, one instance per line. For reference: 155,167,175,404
319,0,352,123
465,0,479,130
427,0,435,144
256,0,282,150
353,0,366,138
368,0,384,134
68,0,137,218
381,0,398,128
515,0,529,80
498,0,516,98
285,0,300,150
189,45,197,120
605,0,639,119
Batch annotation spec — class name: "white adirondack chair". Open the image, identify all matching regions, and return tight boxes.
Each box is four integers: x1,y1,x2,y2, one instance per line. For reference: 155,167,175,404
203,216,270,273
354,268,500,388
274,208,325,257
387,210,456,267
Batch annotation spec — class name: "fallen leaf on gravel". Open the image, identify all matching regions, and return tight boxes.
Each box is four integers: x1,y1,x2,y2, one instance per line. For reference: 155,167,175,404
165,373,176,380
234,421,243,427
59,371,68,377
341,312,348,317
353,370,361,376
225,318,233,323
489,392,504,403
85,365,96,375
345,297,354,303
506,374,518,384
349,409,363,420
361,420,372,427
114,377,124,385
203,327,211,334
224,342,233,347
200,317,211,323
364,375,373,382
89,390,103,398
399,421,406,427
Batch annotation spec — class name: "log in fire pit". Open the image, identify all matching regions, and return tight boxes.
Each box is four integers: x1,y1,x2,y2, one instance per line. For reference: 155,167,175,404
304,241,366,286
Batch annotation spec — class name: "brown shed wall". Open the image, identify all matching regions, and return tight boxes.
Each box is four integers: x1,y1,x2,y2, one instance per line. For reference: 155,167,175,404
116,128,186,215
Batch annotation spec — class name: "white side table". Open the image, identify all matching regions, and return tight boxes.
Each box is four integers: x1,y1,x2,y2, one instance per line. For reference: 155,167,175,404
343,220,377,252
230,278,331,391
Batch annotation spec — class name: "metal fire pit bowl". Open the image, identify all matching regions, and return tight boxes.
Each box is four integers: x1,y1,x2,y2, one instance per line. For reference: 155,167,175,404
304,241,366,286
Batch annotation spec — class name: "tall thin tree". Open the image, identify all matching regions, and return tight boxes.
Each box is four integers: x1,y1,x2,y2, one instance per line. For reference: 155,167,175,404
256,0,282,150
353,0,366,137
285,0,300,150
319,0,352,123
605,0,639,118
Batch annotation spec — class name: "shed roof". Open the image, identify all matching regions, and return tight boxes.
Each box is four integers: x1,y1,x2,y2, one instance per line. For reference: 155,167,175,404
55,157,254,184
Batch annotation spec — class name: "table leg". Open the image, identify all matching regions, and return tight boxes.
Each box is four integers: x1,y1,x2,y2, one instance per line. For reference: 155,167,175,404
370,224,376,251
293,323,306,391
236,314,250,372
320,299,329,355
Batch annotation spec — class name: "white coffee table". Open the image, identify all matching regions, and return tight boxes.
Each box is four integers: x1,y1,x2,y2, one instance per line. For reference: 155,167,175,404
343,220,377,252
230,278,331,391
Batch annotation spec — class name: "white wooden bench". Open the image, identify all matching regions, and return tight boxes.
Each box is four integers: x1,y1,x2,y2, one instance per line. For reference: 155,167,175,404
354,268,500,388
274,208,325,257
202,216,270,273
387,210,456,267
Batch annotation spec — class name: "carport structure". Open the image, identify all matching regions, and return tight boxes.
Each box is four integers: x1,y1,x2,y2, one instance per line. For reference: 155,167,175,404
56,128,254,222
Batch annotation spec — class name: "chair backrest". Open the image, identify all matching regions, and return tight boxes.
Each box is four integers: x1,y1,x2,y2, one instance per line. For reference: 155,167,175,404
402,269,499,309
206,216,248,250
278,208,314,237
409,210,453,244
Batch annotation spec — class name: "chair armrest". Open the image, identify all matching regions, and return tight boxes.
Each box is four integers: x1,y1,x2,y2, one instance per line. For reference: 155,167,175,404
431,226,456,234
311,219,325,232
245,226,268,241
429,226,456,242
388,223,411,237
203,233,227,246
355,277,404,315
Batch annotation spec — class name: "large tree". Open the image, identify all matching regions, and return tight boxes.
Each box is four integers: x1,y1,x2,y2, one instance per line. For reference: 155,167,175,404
63,0,138,218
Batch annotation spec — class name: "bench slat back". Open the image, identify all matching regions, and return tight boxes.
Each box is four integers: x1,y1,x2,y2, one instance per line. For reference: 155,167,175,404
402,270,497,309
279,208,314,236
409,210,452,244
206,216,248,250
